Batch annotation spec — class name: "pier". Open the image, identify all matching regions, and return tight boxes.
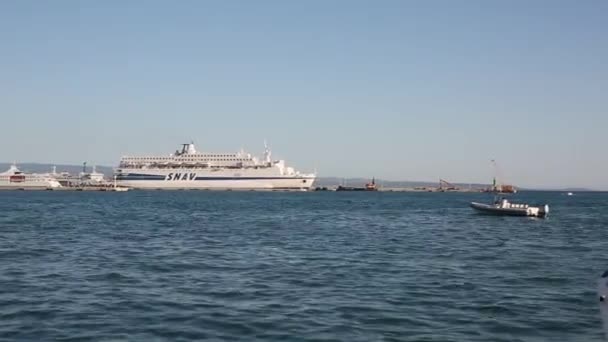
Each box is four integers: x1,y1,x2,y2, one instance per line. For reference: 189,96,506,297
315,186,484,192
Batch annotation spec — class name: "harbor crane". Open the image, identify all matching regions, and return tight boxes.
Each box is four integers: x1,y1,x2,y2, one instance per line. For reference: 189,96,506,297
439,179,459,191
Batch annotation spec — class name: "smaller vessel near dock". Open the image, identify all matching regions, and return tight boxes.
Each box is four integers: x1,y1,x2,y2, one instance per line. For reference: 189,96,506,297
336,178,378,191
470,197,549,218
111,175,129,191
483,160,517,193
79,164,105,184
482,178,517,194
0,164,62,189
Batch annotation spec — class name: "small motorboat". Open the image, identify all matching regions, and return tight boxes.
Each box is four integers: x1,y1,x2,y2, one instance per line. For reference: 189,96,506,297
470,198,549,218
597,270,608,338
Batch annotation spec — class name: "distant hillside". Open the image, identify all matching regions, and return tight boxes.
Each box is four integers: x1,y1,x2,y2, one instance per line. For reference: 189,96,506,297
0,163,114,176
0,163,489,188
3,163,597,191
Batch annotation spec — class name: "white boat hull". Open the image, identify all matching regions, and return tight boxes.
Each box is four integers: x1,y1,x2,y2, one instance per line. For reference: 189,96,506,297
470,202,549,218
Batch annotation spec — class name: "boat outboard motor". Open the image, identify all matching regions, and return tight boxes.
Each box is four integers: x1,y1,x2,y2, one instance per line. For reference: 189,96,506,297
538,204,549,217
598,270,608,339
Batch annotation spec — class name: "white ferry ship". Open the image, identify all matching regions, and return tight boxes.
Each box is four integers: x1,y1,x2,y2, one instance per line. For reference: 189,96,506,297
0,164,62,189
114,143,316,190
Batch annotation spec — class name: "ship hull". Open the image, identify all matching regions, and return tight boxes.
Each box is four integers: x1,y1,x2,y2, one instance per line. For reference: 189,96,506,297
115,169,315,190
0,184,58,190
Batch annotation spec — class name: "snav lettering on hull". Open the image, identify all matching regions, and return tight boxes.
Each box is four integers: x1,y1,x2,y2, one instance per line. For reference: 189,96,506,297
165,173,197,181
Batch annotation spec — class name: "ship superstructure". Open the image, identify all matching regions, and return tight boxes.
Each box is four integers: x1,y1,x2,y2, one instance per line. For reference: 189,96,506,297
115,142,316,190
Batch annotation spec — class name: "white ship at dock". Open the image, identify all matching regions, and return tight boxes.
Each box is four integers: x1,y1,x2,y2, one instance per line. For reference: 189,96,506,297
115,142,316,190
0,164,62,189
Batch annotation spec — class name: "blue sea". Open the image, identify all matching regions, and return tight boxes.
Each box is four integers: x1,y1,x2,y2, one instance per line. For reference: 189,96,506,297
1,190,607,341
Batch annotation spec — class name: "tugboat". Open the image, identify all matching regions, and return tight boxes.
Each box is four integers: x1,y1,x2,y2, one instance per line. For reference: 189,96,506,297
364,178,378,191
470,196,549,218
336,178,378,191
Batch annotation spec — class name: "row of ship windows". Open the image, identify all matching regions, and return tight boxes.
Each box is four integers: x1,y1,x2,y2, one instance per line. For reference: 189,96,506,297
124,159,246,163
125,158,245,161
127,155,238,159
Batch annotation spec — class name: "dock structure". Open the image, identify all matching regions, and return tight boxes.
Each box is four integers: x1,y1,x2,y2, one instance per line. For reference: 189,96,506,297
315,185,484,193
48,164,130,191
379,187,482,193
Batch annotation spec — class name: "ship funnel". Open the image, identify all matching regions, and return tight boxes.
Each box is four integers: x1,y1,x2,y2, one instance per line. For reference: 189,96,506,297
180,143,197,155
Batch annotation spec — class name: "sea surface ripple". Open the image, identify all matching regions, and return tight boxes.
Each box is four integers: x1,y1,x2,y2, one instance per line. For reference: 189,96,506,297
0,191,607,341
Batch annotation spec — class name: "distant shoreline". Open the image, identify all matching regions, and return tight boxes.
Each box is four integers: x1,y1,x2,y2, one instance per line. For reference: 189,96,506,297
0,162,602,192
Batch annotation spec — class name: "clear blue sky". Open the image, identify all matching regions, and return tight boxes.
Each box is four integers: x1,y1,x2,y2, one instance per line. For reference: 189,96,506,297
1,1,606,189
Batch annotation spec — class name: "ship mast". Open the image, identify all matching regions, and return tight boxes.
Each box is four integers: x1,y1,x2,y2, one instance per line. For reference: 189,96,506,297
263,140,272,164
